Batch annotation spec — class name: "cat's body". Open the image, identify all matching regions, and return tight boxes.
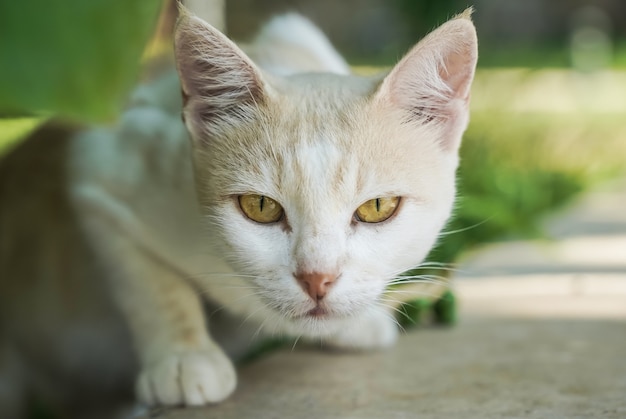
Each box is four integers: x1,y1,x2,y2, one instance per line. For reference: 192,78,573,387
0,10,477,417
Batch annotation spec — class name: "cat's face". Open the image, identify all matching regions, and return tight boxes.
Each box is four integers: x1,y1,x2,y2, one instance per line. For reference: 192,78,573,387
198,75,459,335
175,12,477,336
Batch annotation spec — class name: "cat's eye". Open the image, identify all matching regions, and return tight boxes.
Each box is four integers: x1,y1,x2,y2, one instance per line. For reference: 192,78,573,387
238,194,284,224
355,197,400,223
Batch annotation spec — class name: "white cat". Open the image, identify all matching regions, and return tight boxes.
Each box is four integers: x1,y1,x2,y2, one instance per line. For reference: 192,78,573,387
0,8,477,415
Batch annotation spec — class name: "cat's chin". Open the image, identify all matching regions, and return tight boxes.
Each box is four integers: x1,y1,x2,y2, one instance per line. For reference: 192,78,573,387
257,294,380,338
277,307,358,338
288,317,348,338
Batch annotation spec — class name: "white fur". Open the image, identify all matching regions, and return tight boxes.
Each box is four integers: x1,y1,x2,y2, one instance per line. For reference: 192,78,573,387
136,348,235,405
64,9,477,408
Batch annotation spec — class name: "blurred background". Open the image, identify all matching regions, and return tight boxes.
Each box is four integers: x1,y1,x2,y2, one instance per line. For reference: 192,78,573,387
227,0,626,270
1,0,625,270
2,3,624,417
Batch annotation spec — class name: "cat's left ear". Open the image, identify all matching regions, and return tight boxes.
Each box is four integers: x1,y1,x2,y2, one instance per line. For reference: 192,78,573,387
174,8,267,143
375,9,478,152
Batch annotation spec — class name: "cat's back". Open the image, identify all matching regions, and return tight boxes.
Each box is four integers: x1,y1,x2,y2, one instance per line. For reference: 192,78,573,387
0,121,125,340
0,122,80,294
0,124,138,412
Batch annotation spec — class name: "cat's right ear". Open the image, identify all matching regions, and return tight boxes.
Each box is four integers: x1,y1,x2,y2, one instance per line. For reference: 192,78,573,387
374,9,478,153
174,8,267,143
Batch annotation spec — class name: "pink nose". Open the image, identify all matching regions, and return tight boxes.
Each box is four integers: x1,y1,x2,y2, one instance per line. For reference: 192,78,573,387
295,272,337,301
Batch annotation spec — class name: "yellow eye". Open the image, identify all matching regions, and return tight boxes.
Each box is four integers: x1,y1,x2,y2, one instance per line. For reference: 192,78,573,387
238,194,284,223
355,197,400,223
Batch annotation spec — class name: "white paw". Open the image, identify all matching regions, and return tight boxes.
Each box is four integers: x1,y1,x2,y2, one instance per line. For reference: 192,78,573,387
136,348,236,406
326,307,399,350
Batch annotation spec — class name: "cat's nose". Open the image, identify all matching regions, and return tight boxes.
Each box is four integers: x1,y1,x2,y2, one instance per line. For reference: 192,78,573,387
295,272,337,302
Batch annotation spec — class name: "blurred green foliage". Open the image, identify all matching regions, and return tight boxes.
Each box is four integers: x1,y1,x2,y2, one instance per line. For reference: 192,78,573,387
478,43,626,69
0,118,42,156
2,70,625,256
478,43,571,68
426,110,626,270
0,0,162,122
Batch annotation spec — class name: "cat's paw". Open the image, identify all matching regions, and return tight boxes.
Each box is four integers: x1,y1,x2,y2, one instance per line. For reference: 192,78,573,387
326,307,399,350
136,348,236,406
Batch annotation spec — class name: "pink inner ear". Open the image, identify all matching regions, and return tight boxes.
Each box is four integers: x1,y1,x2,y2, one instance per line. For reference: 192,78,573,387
378,16,477,122
175,13,268,141
175,16,263,104
439,47,475,101
373,15,477,153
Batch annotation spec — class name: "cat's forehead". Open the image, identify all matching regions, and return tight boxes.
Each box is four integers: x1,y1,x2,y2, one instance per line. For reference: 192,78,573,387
259,73,381,148
210,72,446,205
238,102,439,204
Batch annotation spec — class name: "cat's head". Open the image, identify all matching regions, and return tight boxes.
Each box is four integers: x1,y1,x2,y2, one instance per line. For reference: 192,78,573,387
174,10,477,337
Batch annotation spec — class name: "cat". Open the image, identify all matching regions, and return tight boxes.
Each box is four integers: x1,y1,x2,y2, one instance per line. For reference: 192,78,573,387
0,7,477,416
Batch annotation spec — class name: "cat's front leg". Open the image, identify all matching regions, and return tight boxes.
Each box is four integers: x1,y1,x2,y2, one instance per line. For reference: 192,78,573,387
136,344,235,406
325,305,399,351
106,244,236,406
75,191,236,406
109,247,237,406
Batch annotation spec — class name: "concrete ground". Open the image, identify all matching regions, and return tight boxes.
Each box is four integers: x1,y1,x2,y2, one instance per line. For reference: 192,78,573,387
142,179,626,419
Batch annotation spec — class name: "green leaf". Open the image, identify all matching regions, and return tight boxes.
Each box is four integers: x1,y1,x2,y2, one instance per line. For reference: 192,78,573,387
0,0,162,122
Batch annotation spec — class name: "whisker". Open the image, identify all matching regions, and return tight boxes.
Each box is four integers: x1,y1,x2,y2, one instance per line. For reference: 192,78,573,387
380,287,445,304
291,334,302,352
185,272,272,281
384,289,445,298
410,262,457,269
376,305,407,334
389,274,448,282
239,304,269,330
438,217,491,237
378,299,412,317
406,265,463,273
251,316,270,342
193,285,262,301
387,278,449,287
199,288,263,321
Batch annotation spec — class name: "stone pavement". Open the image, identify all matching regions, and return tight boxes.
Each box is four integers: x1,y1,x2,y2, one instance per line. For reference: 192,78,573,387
142,179,626,419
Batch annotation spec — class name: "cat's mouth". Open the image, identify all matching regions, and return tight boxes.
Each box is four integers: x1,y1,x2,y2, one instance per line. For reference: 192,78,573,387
305,306,328,318
289,304,332,320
